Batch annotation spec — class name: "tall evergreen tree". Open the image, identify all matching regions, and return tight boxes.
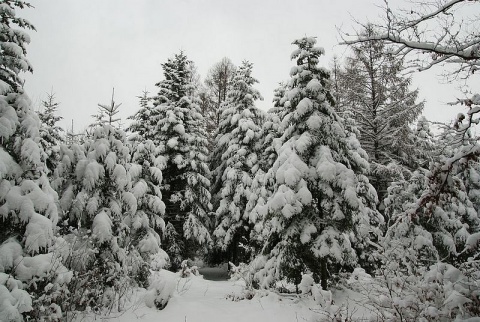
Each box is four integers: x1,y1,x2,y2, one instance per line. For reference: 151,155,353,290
261,82,289,171
339,26,424,204
197,84,215,141
152,52,212,268
211,61,264,264
406,116,436,172
252,37,383,290
245,83,288,246
0,2,71,320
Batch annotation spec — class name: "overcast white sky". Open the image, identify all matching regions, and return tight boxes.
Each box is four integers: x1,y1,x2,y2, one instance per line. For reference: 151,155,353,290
20,0,480,133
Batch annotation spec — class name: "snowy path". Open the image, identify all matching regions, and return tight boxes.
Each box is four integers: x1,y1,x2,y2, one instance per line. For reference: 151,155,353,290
103,270,316,322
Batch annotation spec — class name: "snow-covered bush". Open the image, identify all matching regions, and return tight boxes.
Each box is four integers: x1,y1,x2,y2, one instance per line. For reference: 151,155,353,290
0,240,34,322
299,274,354,322
226,262,257,301
150,249,171,271
299,274,331,304
384,162,479,268
229,262,256,291
163,222,184,270
144,270,177,310
347,262,480,321
376,130,480,316
0,238,72,321
51,125,166,315
179,260,200,278
370,125,480,320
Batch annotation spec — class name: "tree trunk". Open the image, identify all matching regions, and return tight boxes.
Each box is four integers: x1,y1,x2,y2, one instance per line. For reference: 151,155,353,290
320,257,328,290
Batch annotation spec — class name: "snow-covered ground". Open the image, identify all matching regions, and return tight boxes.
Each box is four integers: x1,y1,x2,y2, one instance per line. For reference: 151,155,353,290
149,276,312,322
73,268,342,322
71,266,377,322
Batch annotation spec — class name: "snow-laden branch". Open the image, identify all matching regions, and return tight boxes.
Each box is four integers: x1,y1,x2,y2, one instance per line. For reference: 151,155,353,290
446,93,480,143
340,0,480,76
397,0,465,31
349,34,480,62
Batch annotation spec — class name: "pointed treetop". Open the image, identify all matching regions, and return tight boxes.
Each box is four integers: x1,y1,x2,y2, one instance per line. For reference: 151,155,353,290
291,37,325,69
155,51,193,104
227,60,263,104
97,87,122,126
137,89,151,109
39,90,63,127
285,36,334,110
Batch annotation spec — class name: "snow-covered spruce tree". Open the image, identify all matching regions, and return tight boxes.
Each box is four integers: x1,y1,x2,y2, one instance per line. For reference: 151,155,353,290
365,112,478,319
211,61,264,264
52,122,165,314
0,2,72,320
243,82,289,259
197,84,216,146
340,25,424,204
360,148,480,319
38,91,64,175
462,158,480,218
384,122,480,266
408,116,436,170
127,90,156,142
261,82,289,172
252,37,383,291
152,52,212,269
127,139,167,283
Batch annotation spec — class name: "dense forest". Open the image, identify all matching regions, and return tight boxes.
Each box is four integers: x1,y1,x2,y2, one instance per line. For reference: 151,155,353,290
1,1,479,321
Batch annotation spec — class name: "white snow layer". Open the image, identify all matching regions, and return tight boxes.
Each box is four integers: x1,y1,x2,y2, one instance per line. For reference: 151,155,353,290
92,211,113,243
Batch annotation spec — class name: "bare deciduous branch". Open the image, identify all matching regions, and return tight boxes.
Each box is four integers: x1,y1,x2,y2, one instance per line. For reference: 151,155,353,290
340,0,480,77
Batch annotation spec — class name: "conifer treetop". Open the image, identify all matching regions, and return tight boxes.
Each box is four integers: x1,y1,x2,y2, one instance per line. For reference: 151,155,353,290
291,37,324,68
97,87,122,126
155,51,193,105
